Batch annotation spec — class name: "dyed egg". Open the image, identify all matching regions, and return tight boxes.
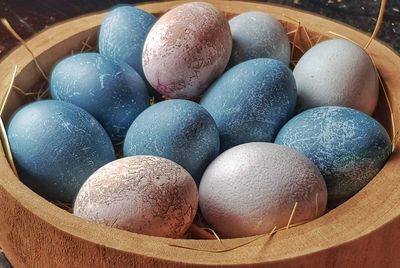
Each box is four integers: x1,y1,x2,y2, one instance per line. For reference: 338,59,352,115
200,58,296,152
7,100,115,203
50,53,149,142
142,2,232,99
293,39,379,114
74,156,198,238
199,142,327,238
123,100,219,182
228,11,290,67
275,106,392,207
99,5,156,79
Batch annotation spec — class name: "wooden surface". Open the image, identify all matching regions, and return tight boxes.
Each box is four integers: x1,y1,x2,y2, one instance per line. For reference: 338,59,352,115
0,1,400,267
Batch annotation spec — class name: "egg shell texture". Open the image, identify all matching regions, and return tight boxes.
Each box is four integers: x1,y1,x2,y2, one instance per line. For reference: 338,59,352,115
123,99,220,182
99,5,156,79
73,156,198,238
228,11,291,67
293,39,379,115
7,100,115,202
142,2,232,99
50,53,149,142
199,142,327,238
275,106,391,207
200,58,296,152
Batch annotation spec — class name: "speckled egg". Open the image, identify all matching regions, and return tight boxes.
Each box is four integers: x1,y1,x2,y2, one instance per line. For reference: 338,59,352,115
228,11,290,67
200,58,296,152
73,155,198,238
142,2,232,99
199,142,327,238
123,99,219,182
275,106,392,207
293,39,379,114
7,100,115,203
50,53,149,142
99,5,156,79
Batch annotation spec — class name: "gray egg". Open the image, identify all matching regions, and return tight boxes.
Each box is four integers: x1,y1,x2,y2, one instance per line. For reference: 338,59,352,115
199,142,327,238
228,11,291,67
293,39,379,114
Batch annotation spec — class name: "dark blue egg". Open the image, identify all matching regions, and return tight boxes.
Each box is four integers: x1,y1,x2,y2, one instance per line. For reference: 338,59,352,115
200,58,296,152
275,106,392,207
123,99,220,182
99,5,156,80
7,100,115,202
50,53,149,142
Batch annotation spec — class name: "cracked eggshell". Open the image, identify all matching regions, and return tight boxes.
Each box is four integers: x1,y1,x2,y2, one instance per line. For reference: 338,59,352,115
50,53,149,142
73,155,198,238
200,58,296,152
99,5,156,79
7,100,115,203
142,2,232,99
293,39,379,114
228,11,291,67
199,142,327,238
275,106,392,208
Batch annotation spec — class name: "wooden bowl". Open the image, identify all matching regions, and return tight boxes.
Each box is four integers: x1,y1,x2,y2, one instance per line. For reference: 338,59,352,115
0,1,399,267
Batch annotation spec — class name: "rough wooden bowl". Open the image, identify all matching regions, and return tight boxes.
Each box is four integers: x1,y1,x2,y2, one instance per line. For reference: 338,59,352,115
0,1,399,267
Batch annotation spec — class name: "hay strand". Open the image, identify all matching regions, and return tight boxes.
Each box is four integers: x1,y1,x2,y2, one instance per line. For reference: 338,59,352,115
0,118,17,175
1,18,49,81
286,202,298,229
365,0,387,49
0,65,17,117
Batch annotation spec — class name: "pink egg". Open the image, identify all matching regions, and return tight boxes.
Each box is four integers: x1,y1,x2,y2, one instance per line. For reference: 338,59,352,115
142,2,232,99
73,156,198,238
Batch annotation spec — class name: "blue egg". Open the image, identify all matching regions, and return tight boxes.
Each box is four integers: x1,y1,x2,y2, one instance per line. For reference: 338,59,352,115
7,100,116,202
123,100,220,182
200,58,296,152
99,5,156,80
275,106,392,207
50,53,149,142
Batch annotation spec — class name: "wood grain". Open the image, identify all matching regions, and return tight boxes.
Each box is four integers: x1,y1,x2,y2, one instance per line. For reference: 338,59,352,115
0,1,399,267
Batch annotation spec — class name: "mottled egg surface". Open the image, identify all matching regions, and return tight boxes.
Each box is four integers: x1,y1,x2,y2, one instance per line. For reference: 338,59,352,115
123,100,219,182
99,5,156,79
74,156,198,238
142,2,232,99
50,53,149,142
7,100,115,203
200,58,296,152
199,142,327,238
275,106,391,207
228,11,290,67
293,39,379,114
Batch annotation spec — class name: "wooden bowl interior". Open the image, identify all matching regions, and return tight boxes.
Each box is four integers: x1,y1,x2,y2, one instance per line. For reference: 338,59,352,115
0,1,399,267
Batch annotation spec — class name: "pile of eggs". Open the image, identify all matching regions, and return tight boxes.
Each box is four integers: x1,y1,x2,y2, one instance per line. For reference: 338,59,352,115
6,2,392,239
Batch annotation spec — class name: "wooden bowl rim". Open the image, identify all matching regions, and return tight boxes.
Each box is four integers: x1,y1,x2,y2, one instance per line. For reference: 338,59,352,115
0,0,400,265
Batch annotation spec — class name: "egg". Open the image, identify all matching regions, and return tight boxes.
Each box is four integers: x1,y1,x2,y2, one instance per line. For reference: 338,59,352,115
228,11,290,67
73,156,198,238
50,53,149,142
7,100,115,203
275,106,392,207
142,2,232,99
200,58,296,152
123,99,219,182
293,39,379,114
98,5,156,79
199,142,327,238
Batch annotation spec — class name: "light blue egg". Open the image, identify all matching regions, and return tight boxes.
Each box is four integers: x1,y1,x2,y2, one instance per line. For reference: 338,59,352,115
7,100,115,202
200,58,296,152
228,11,291,67
99,5,156,79
275,106,392,207
50,53,149,142
123,99,220,182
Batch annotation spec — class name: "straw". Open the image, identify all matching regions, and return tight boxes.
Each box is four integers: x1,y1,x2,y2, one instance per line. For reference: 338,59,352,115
365,0,387,49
